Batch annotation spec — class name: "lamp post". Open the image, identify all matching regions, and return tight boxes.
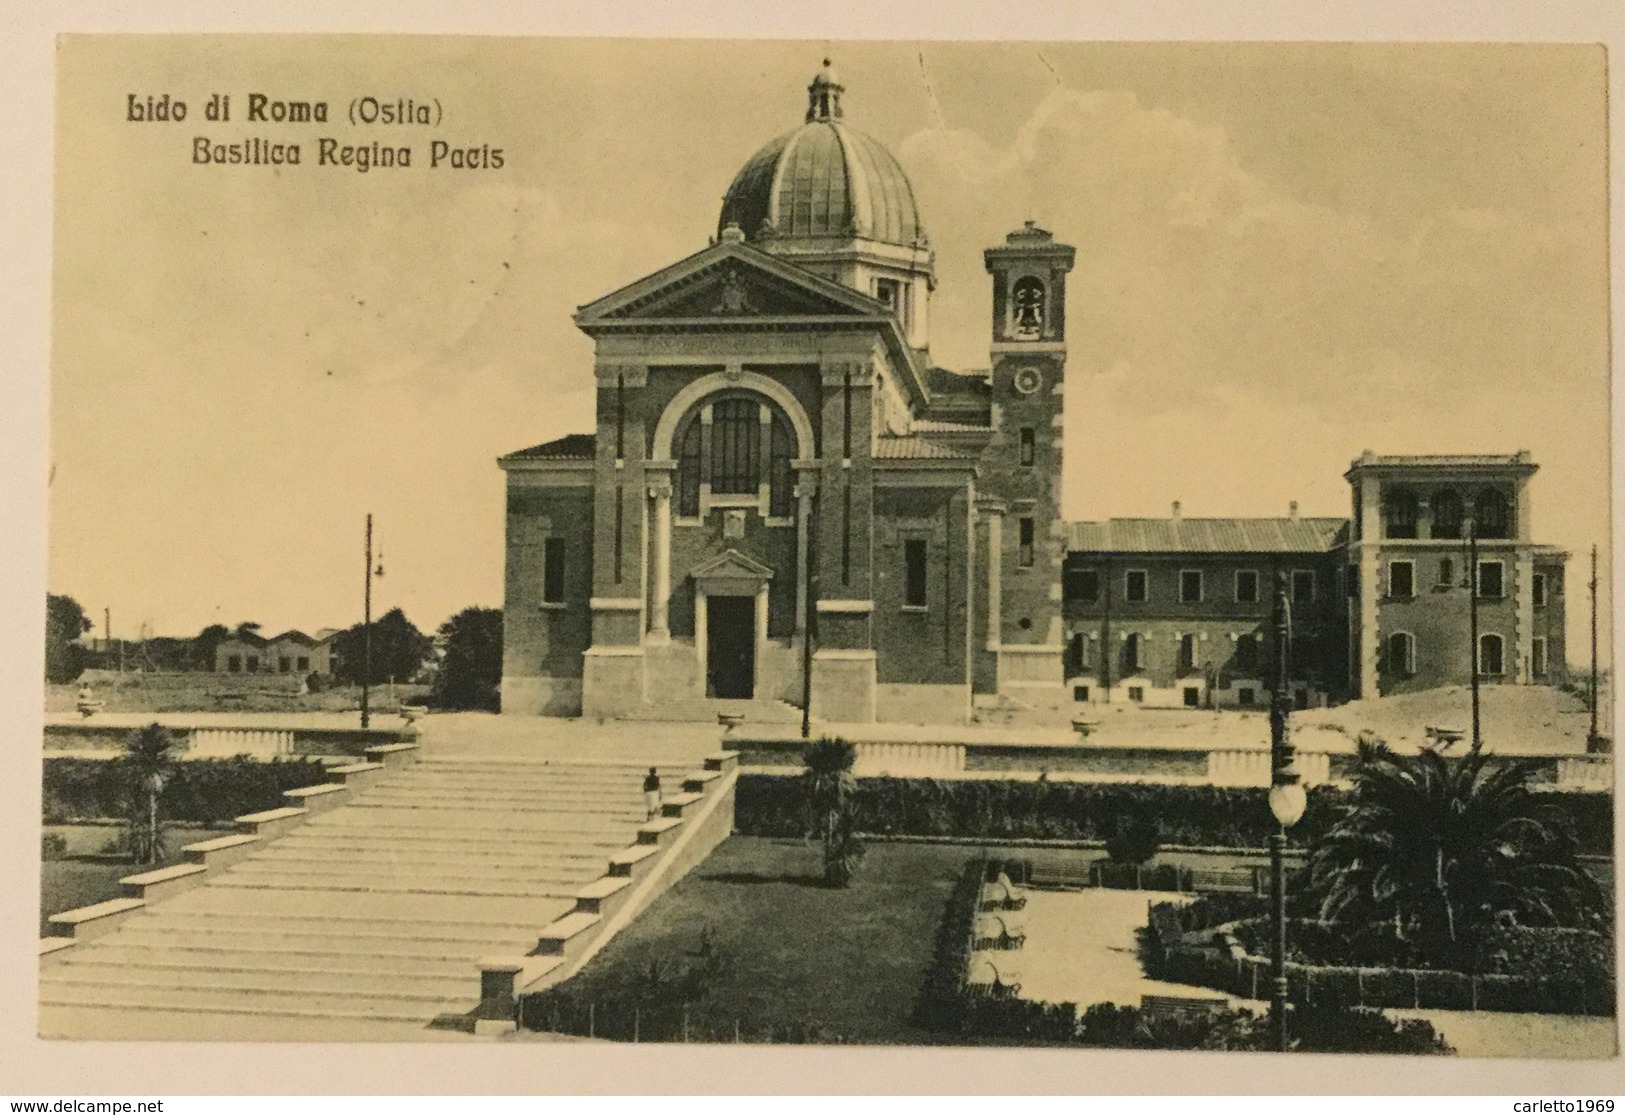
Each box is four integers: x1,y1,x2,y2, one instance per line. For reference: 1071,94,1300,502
359,514,385,730
1267,570,1307,1053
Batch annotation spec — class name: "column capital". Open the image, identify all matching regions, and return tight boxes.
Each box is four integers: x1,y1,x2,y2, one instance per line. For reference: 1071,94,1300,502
646,476,673,499
821,360,874,387
594,361,648,388
976,497,1009,517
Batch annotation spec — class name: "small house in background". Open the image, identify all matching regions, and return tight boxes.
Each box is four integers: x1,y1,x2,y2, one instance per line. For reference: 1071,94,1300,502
215,629,334,676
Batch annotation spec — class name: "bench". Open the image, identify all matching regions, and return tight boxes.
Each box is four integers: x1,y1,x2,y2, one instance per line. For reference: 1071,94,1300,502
1190,868,1257,894
1141,993,1229,1025
1027,861,1095,890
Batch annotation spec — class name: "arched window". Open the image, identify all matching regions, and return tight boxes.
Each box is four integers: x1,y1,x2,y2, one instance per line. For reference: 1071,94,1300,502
672,391,798,518
1383,487,1419,539
1011,276,1046,337
1431,489,1464,540
1473,488,1511,539
1478,633,1504,676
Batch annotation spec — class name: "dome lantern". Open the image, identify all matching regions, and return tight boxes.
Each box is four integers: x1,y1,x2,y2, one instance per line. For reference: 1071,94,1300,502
806,58,844,123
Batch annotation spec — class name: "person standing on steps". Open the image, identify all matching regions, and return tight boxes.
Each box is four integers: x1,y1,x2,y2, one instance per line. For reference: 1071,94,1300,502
644,766,662,821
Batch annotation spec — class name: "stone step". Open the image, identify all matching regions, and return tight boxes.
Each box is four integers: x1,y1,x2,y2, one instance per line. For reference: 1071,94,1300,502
104,924,533,957
247,844,615,868
165,885,573,925
53,946,477,980
42,964,470,998
38,982,462,1024
269,831,629,854
354,790,646,809
223,859,604,886
208,873,583,899
123,906,548,938
340,802,647,821
46,898,147,940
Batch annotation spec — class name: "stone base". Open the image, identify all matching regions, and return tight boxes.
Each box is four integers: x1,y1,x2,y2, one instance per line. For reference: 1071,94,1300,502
581,648,646,718
500,676,582,717
810,650,876,723
875,683,973,725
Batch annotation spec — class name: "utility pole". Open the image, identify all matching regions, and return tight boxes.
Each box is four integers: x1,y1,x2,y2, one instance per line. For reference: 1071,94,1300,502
1589,544,1601,750
361,513,374,730
1468,520,1481,751
104,608,110,658
1266,569,1303,1054
800,491,817,740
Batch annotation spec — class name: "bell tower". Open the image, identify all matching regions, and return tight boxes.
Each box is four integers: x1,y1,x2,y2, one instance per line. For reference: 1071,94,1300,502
979,221,1075,699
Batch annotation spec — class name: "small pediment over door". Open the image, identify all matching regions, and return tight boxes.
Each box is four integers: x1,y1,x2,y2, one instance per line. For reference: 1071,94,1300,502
692,548,774,597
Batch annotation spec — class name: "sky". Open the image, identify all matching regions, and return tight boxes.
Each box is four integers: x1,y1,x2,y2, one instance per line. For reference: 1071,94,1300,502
47,38,1610,654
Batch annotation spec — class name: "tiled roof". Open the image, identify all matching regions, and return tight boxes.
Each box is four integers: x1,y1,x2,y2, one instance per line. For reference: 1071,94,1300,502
1067,517,1349,554
873,436,973,461
502,433,596,462
1347,452,1534,470
912,419,989,434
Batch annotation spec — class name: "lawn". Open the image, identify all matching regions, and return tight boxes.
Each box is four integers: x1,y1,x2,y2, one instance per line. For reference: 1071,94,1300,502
536,836,973,1043
40,823,193,936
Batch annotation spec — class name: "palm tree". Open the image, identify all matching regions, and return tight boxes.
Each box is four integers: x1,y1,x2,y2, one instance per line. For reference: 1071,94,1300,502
802,736,864,887
123,722,179,865
1306,738,1604,967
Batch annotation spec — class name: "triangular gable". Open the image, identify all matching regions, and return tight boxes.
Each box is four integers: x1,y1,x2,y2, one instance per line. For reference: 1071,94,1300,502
691,548,775,582
575,240,888,327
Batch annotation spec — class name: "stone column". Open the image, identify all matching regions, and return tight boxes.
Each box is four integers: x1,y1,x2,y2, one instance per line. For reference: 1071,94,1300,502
793,466,821,637
648,476,673,642
985,506,1004,650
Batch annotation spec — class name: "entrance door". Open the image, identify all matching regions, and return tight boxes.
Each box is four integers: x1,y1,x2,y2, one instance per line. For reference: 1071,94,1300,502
706,595,755,699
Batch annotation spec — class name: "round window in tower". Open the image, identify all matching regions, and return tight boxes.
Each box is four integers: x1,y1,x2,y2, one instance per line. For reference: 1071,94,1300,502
1013,367,1042,395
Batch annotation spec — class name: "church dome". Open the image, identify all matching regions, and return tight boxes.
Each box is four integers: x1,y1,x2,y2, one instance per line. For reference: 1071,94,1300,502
719,61,927,247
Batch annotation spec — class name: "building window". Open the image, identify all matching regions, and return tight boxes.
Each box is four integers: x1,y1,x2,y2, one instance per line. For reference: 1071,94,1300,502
279,656,292,673
1388,560,1414,600
1178,633,1197,673
1384,487,1419,539
1068,632,1091,672
1065,567,1100,603
875,277,902,317
1437,558,1454,589
1183,686,1201,708
1532,637,1548,677
1125,569,1148,603
1476,560,1504,600
903,539,927,608
1235,633,1259,674
245,657,259,673
1533,573,1547,607
1431,489,1465,540
1018,518,1035,567
1125,633,1144,672
1018,427,1036,468
1180,570,1203,604
1073,685,1090,703
676,419,702,516
1237,687,1255,707
542,537,566,605
227,655,241,673
1011,276,1046,337
1478,633,1505,676
297,656,310,671
1127,685,1145,703
1387,632,1416,677
1347,563,1359,599
1235,570,1259,604
1473,488,1512,539
710,398,761,495
1292,570,1316,606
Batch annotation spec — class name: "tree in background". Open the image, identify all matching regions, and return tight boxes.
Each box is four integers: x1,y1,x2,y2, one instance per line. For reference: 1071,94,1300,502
122,722,179,865
802,737,865,887
330,608,432,687
190,624,231,670
429,606,503,711
45,594,92,684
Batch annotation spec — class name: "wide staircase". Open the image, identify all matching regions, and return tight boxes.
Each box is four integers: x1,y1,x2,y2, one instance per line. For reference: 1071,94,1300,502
39,752,704,1033
618,697,802,724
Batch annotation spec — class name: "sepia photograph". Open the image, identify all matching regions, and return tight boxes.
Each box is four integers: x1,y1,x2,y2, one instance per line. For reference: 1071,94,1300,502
16,26,1619,1086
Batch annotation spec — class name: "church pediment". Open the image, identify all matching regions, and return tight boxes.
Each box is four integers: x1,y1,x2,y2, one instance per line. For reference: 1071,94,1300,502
576,240,887,327
691,547,775,585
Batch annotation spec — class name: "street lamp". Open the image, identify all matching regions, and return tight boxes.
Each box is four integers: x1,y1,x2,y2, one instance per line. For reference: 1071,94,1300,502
360,514,384,730
1267,570,1305,1052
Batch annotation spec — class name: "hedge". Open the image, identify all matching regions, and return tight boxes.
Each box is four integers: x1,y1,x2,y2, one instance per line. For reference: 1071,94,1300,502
43,755,332,826
734,775,1614,854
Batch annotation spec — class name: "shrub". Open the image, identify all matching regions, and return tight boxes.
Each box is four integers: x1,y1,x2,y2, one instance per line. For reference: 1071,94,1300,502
41,832,68,860
1104,814,1161,865
43,756,332,825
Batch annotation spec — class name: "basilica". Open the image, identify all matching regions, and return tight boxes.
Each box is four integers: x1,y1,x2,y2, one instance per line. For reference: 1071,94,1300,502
499,62,1567,723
